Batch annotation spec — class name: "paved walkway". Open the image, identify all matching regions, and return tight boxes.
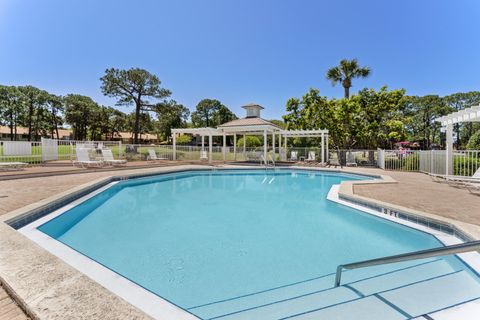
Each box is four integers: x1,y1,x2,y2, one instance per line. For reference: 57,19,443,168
345,168,480,226
0,285,29,320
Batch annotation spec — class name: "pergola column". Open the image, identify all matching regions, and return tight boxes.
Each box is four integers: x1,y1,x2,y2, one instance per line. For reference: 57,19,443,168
243,134,246,159
263,129,267,163
326,133,329,161
321,132,325,164
446,123,453,175
222,133,227,162
173,133,176,160
208,134,213,164
278,134,282,160
201,135,205,150
272,132,275,159
233,133,237,161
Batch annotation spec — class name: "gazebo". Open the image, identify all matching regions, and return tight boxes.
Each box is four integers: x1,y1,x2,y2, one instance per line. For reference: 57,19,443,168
171,103,329,164
436,104,480,174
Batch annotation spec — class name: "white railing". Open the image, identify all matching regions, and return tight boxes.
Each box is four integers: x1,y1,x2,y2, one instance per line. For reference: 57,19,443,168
453,150,480,177
383,150,420,171
419,150,446,175
0,141,42,164
0,139,123,165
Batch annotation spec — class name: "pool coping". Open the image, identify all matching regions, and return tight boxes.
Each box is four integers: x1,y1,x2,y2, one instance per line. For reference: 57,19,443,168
1,164,480,320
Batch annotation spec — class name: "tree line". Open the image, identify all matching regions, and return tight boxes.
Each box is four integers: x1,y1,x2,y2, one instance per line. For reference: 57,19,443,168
0,68,237,143
2,63,479,149
284,59,480,150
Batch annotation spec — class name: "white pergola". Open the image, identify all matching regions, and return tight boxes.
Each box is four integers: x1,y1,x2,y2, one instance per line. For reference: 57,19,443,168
436,104,480,174
171,126,329,164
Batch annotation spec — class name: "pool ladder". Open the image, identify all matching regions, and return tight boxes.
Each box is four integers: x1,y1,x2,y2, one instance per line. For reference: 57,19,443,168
260,154,275,169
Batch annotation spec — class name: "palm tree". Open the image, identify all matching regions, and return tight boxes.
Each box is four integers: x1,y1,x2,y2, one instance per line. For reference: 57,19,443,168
326,59,371,98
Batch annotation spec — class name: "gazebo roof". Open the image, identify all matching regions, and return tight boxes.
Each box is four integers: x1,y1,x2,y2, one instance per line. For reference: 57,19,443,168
436,105,480,126
218,117,282,129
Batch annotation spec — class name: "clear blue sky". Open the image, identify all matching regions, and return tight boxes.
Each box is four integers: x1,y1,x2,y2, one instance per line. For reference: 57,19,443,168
1,0,479,120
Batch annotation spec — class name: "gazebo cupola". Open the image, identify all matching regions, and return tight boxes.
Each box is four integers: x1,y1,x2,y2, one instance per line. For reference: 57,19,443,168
243,103,263,118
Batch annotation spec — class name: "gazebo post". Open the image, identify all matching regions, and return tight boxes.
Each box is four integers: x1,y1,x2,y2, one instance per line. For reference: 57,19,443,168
173,133,176,160
278,134,282,161
233,133,237,161
222,133,227,162
321,132,325,164
326,133,329,162
243,134,246,159
446,123,454,175
208,134,213,164
201,135,204,151
263,129,267,163
272,132,275,159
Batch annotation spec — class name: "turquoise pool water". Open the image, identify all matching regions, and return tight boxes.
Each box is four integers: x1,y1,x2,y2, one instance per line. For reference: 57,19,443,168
38,170,455,311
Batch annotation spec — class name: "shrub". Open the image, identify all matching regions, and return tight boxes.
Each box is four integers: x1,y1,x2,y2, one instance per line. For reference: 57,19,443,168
466,130,480,150
176,135,192,145
236,136,262,147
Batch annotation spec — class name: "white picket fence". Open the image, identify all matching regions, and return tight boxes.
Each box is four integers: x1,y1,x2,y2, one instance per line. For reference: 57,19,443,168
2,138,479,178
0,139,122,165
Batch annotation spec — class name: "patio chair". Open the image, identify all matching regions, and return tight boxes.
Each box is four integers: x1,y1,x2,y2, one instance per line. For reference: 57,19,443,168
306,151,316,162
290,151,298,162
147,149,168,161
0,162,28,171
73,148,103,168
101,149,127,166
326,157,341,168
200,150,208,161
346,151,358,167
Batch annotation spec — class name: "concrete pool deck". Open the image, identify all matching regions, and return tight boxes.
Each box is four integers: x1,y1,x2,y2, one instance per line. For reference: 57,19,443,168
1,164,480,319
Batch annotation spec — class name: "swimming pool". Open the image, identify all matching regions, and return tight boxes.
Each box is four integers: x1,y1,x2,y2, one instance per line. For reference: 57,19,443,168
28,169,480,319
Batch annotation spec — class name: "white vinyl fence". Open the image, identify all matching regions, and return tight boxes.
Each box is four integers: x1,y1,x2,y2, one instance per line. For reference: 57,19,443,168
419,150,446,175
0,141,42,164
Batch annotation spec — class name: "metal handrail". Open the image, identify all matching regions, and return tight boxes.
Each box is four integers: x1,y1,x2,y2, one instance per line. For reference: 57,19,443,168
334,240,480,287
260,154,275,168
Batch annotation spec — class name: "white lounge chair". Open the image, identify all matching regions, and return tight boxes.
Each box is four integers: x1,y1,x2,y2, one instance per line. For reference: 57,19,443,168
101,149,127,166
290,151,298,162
346,151,358,167
147,149,168,161
306,151,316,162
0,162,28,171
74,148,103,168
200,150,208,161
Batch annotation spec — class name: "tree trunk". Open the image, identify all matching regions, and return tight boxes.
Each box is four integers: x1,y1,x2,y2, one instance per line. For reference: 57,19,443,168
344,86,350,98
9,113,13,141
28,104,33,141
133,98,141,144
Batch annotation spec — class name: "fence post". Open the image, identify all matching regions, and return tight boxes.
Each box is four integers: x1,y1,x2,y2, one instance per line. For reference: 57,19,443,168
377,148,385,169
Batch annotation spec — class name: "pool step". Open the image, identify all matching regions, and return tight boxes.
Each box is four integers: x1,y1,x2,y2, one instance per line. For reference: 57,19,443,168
290,271,480,320
190,259,465,319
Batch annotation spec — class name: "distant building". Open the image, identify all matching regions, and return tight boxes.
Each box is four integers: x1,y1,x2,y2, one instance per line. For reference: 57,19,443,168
0,126,159,143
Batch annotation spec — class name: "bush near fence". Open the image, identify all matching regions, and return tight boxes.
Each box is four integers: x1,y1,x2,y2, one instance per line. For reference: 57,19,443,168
453,155,480,176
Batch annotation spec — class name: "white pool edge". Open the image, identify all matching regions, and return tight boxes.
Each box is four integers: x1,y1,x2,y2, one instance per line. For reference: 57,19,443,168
18,181,200,320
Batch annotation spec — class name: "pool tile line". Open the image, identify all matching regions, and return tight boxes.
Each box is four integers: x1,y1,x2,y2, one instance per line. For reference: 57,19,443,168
337,191,474,243
374,293,412,318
